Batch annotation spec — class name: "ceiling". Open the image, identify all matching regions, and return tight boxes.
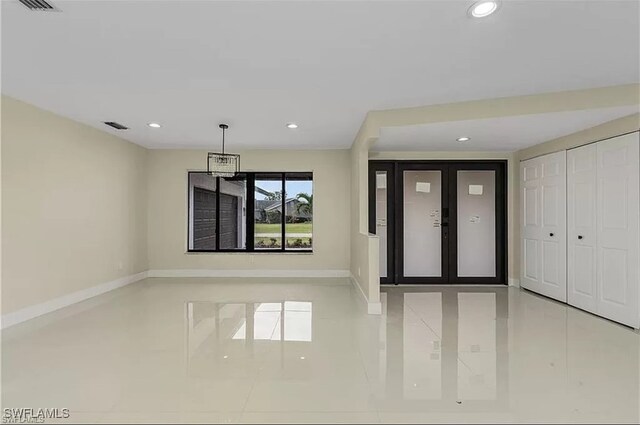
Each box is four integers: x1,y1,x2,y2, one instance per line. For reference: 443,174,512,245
2,0,639,150
374,105,640,151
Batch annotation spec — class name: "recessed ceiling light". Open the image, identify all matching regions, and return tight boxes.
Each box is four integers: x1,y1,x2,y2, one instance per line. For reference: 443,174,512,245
286,123,298,129
469,1,499,18
148,122,161,128
457,137,471,142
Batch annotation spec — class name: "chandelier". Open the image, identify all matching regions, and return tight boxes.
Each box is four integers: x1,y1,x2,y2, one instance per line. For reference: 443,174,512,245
207,124,240,178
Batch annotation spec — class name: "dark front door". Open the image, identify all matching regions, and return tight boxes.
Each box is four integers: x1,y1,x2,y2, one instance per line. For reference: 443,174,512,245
369,161,507,285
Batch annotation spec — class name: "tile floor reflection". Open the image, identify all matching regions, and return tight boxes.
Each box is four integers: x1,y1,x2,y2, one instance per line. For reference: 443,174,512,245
2,278,639,423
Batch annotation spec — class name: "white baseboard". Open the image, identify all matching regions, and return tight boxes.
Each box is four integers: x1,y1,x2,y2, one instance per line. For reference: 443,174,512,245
508,278,521,288
350,274,382,315
367,300,382,315
148,269,351,278
1,271,148,329
1,269,357,328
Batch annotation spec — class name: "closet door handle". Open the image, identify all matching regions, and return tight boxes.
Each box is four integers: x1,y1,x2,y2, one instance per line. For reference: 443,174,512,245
578,235,583,240
549,233,554,237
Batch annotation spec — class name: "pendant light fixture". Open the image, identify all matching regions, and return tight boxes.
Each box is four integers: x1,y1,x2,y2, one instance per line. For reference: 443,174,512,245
207,123,240,178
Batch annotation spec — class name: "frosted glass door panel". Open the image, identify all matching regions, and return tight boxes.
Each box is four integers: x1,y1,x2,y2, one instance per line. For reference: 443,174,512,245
457,171,496,277
376,171,388,278
404,170,441,277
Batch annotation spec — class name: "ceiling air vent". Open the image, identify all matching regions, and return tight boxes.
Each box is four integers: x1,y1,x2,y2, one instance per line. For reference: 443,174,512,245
18,0,58,11
103,121,129,130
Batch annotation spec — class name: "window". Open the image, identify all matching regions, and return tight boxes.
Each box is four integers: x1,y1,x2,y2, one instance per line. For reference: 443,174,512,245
188,172,313,252
254,173,283,250
285,173,313,250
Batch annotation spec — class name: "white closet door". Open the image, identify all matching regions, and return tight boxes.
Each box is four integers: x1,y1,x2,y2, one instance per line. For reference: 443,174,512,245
520,151,567,302
596,133,639,328
567,144,597,313
520,158,542,294
539,151,567,302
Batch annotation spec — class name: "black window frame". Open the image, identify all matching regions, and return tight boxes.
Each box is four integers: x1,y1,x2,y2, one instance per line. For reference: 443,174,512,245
187,171,313,253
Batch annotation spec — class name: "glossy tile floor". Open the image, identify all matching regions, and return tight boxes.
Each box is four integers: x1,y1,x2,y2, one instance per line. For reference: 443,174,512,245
2,278,640,424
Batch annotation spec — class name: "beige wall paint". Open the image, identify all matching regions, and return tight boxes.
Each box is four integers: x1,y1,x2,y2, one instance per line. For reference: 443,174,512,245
369,84,639,128
355,85,639,240
2,87,636,317
351,85,638,303
517,113,640,161
1,96,149,314
147,149,350,271
349,125,379,303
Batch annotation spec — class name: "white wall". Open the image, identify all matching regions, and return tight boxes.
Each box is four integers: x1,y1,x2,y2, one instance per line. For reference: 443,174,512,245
1,96,149,314
147,149,350,273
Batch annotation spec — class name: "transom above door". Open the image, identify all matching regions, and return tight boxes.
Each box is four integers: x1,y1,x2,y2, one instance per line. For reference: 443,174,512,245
369,160,507,285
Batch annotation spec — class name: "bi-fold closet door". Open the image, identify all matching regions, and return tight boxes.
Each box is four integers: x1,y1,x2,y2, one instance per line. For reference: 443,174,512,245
520,151,567,302
567,133,639,328
521,132,640,329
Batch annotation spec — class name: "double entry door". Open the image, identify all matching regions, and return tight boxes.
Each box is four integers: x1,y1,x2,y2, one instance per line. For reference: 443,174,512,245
369,161,507,285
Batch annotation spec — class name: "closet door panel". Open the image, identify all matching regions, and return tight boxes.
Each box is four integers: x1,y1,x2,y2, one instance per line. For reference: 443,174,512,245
567,144,597,313
539,151,567,302
520,151,567,302
520,159,541,293
596,133,639,328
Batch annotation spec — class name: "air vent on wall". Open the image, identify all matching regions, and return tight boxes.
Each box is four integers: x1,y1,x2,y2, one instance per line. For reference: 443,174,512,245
103,121,129,130
18,0,58,11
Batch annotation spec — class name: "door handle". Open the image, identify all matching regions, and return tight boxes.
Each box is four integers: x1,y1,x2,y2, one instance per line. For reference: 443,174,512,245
578,235,583,240
549,233,554,237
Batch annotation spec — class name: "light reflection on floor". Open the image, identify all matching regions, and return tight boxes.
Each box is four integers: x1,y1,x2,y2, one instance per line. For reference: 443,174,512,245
2,278,639,423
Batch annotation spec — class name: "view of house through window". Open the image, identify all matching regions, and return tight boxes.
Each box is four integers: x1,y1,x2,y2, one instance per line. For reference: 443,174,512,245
188,171,313,252
285,173,313,249
189,173,218,251
219,177,247,250
254,174,283,249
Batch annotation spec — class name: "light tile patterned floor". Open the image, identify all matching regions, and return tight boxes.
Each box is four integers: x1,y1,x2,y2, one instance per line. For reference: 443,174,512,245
3,278,639,423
